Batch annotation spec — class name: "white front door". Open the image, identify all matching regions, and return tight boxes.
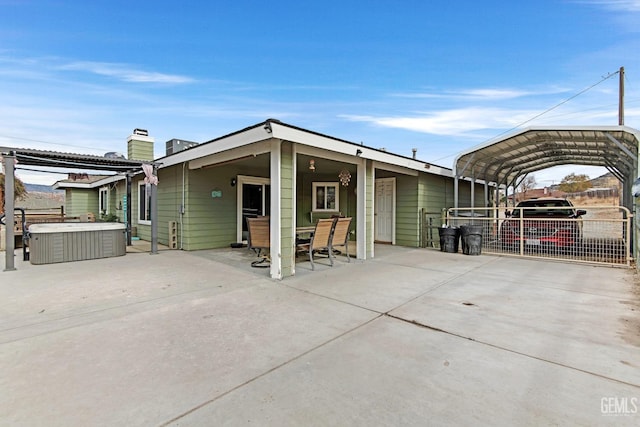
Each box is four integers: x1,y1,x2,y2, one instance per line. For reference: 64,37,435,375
375,178,395,243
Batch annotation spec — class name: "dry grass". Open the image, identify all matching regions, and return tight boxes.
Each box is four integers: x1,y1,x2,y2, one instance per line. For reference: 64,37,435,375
567,195,619,207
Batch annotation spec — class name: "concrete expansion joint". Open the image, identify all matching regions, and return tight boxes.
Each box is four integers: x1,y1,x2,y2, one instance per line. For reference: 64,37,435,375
384,312,476,341
384,312,640,389
282,283,385,315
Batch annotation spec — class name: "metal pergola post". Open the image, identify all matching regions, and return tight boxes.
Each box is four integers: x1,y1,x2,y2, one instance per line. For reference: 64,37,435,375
3,152,16,271
126,173,132,246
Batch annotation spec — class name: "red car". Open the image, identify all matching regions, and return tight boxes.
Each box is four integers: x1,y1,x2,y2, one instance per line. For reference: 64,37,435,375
501,198,586,252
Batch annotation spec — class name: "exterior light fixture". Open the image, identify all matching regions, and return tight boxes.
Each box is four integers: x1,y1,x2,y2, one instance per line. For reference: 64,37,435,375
264,122,272,133
309,159,315,172
356,149,362,156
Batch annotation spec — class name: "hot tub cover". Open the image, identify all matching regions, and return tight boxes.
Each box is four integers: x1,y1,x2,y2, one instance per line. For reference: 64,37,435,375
29,222,125,233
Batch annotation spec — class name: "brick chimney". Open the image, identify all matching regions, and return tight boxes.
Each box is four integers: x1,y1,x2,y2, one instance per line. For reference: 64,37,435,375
127,128,155,161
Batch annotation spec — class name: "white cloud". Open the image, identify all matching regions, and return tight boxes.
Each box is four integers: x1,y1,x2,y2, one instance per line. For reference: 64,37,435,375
392,86,568,101
342,107,533,137
582,0,640,12
58,61,195,84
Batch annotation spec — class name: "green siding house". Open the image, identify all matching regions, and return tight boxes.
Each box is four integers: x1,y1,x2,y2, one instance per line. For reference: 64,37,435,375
55,120,489,279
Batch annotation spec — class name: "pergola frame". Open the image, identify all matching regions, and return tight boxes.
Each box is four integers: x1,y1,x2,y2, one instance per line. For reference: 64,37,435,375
1,147,159,271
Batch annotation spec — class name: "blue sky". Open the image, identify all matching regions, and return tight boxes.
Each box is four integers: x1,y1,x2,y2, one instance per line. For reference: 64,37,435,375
1,0,639,185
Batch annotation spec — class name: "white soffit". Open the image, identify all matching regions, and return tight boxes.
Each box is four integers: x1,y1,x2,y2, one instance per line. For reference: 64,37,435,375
188,140,272,169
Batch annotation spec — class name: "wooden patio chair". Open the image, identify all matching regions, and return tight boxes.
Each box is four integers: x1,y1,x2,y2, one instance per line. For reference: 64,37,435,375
246,216,270,268
296,218,335,270
330,217,352,262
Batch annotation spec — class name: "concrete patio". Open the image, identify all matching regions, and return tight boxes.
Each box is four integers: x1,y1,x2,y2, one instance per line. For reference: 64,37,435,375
1,245,639,426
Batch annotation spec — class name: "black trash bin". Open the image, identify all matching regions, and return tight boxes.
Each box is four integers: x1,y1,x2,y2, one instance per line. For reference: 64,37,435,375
460,224,483,255
438,226,460,253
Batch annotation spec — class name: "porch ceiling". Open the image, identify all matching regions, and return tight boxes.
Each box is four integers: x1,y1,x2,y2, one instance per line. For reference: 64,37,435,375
297,154,357,175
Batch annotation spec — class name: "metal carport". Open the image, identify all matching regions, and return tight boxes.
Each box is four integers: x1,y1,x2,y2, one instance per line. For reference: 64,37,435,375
452,125,640,262
1,147,159,271
453,126,640,212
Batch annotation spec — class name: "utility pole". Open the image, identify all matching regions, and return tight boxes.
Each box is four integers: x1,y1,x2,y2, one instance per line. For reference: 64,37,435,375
619,66,625,126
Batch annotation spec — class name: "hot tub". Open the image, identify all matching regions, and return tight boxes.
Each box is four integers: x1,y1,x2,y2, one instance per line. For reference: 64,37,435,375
28,222,126,265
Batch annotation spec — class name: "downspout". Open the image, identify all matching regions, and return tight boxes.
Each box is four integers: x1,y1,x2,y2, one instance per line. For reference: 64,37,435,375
149,164,159,255
181,162,186,250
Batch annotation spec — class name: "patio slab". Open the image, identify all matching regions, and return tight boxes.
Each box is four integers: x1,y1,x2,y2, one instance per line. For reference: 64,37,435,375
174,316,639,426
1,252,377,426
389,262,640,385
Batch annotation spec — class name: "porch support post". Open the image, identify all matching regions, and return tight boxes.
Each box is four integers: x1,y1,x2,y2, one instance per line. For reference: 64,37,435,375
291,143,298,276
356,157,367,260
3,152,16,271
150,165,158,254
269,139,283,280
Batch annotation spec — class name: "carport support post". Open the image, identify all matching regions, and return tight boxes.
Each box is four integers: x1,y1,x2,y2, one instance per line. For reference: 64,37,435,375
151,165,158,255
453,175,459,212
484,182,489,212
3,152,16,271
470,177,475,210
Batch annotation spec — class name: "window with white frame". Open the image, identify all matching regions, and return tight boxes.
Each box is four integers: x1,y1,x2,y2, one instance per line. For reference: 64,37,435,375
99,187,109,216
312,182,339,212
138,182,151,224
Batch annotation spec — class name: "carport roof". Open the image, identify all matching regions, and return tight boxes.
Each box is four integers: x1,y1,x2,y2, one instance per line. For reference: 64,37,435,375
453,126,640,185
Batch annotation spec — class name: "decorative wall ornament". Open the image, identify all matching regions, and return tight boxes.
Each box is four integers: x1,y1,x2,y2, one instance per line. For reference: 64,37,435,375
338,169,351,187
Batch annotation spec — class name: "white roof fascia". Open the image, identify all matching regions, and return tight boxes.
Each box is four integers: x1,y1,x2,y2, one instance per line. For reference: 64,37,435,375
189,140,272,170
53,181,92,190
159,126,271,168
53,174,125,189
270,122,451,177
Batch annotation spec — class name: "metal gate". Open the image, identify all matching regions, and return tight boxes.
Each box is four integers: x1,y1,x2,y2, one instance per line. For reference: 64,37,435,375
422,206,632,267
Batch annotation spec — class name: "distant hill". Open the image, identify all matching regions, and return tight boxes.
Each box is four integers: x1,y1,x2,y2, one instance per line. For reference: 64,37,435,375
589,172,620,189
548,172,620,192
25,183,61,193
16,183,65,210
